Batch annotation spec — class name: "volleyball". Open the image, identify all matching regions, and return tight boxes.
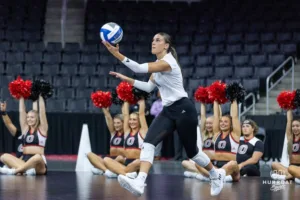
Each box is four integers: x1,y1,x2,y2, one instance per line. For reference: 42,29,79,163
100,22,123,44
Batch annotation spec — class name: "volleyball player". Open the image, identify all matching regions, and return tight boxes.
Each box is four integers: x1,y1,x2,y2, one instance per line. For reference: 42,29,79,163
103,32,225,196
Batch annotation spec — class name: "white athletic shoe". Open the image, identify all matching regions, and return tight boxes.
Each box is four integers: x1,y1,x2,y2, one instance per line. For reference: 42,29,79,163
25,168,36,176
271,173,279,180
271,173,286,180
295,178,300,184
183,171,198,178
91,167,104,175
195,174,210,182
210,168,225,196
126,172,138,179
224,175,233,182
104,170,118,178
0,167,15,175
118,175,145,196
276,174,286,180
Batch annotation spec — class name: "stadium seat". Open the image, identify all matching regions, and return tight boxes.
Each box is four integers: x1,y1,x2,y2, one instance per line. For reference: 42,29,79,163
60,64,78,75
214,66,233,79
233,67,253,79
243,78,260,92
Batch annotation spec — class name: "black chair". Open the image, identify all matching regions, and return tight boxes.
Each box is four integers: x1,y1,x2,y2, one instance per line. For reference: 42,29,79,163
244,43,260,54
64,43,80,53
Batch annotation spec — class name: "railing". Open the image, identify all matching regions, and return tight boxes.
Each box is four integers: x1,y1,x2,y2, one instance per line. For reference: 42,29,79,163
239,93,256,121
266,56,294,115
61,0,68,46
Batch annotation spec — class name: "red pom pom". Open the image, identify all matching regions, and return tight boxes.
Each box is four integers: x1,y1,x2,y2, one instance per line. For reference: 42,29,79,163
277,90,296,110
116,82,137,104
194,87,213,104
91,91,112,108
8,76,32,99
207,81,228,104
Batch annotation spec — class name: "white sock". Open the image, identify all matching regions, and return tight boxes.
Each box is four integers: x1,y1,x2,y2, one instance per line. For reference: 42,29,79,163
295,178,300,184
208,167,218,178
136,172,148,183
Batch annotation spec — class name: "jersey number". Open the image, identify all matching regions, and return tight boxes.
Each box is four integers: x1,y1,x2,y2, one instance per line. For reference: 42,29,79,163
126,137,135,146
26,135,34,143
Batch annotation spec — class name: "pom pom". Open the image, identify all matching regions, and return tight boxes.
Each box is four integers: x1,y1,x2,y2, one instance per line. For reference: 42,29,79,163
111,89,124,105
207,81,228,104
116,82,136,104
194,86,213,104
293,89,300,108
225,82,246,103
8,76,32,99
277,90,296,110
30,79,54,101
91,91,112,108
132,87,151,101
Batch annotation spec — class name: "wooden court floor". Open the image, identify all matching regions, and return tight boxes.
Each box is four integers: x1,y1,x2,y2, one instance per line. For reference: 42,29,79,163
1,172,299,200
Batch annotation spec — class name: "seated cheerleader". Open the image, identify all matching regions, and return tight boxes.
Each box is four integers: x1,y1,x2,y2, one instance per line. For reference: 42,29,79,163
103,99,148,178
194,100,241,182
0,95,48,175
0,101,38,168
237,119,264,177
271,109,300,182
87,107,125,175
182,102,219,178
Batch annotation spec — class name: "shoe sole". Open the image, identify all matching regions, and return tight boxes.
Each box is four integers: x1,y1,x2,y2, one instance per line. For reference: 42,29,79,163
118,176,142,197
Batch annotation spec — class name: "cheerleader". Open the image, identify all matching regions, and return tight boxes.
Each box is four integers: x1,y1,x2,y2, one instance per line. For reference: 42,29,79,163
87,107,125,175
192,100,241,182
103,99,148,178
0,95,48,175
0,101,25,165
271,110,300,182
237,119,264,176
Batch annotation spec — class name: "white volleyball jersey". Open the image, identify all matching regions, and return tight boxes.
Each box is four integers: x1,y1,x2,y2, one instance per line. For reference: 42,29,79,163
152,53,188,106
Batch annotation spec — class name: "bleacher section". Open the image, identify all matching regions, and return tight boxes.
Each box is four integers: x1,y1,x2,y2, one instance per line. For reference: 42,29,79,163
0,0,298,113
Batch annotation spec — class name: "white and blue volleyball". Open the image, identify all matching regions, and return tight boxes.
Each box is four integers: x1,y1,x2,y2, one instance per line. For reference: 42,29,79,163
100,22,123,44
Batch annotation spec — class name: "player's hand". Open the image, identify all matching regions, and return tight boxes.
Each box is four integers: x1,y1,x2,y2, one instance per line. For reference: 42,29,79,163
102,107,109,112
0,101,7,112
238,164,243,170
137,99,145,105
102,41,120,56
109,71,129,81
